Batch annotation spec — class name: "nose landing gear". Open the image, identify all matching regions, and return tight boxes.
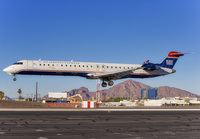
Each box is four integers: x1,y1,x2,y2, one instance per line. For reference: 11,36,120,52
13,75,17,81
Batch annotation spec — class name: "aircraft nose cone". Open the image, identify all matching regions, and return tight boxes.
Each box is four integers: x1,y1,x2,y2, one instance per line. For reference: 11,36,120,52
3,67,12,75
3,68,8,72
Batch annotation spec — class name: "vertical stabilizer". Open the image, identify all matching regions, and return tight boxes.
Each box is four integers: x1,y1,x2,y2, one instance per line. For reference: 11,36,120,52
157,51,184,69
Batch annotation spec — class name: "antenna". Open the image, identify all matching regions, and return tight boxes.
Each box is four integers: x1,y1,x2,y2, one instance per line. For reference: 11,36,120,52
183,52,195,55
36,81,38,102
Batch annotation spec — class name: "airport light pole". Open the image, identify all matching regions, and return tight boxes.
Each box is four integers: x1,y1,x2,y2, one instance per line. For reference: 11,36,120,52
96,79,101,108
36,81,38,102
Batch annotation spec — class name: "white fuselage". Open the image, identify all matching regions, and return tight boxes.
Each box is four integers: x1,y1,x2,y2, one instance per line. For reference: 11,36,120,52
3,60,174,80
3,51,184,87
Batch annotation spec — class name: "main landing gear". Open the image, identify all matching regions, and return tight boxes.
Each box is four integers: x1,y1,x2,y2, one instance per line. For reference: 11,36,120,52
108,80,114,86
101,80,114,87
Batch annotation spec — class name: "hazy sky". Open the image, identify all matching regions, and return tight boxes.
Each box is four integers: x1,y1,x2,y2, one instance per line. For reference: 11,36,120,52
0,0,200,98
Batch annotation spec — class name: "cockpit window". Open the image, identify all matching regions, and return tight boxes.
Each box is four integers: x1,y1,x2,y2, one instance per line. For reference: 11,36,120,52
13,62,23,65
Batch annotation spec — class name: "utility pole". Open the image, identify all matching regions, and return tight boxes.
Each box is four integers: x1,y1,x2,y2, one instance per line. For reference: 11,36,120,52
96,79,101,108
36,81,38,102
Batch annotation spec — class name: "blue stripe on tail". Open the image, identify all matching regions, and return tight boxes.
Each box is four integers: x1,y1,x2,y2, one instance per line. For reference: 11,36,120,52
157,57,178,69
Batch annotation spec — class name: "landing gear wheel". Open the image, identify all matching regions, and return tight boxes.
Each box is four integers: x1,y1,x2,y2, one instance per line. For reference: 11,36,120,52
13,78,17,81
102,82,107,87
108,81,114,86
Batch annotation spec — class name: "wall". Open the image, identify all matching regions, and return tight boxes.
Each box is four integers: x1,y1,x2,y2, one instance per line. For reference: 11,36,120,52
45,103,82,108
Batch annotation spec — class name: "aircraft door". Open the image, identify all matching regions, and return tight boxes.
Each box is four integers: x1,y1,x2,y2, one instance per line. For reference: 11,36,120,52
23,60,28,69
27,60,33,69
32,61,38,69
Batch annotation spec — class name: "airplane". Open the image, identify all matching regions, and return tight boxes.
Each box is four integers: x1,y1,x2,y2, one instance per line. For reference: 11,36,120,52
3,51,188,87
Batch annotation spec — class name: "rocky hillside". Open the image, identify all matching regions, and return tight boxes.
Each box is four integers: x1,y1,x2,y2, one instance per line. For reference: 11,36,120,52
67,87,90,98
43,80,199,99
157,86,198,98
99,80,150,98
100,80,199,98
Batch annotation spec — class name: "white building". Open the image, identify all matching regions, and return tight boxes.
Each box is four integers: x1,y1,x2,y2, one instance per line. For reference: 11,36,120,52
48,92,67,99
144,98,190,107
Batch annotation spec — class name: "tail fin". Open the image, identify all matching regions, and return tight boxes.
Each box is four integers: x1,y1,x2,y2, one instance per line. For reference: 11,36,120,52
157,51,185,69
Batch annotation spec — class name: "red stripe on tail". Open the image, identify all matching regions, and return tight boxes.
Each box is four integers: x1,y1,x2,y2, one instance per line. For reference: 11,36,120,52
167,51,184,58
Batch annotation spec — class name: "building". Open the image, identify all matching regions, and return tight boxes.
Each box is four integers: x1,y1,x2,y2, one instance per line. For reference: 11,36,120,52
141,88,148,99
141,88,157,99
67,94,83,103
144,98,190,107
48,92,67,99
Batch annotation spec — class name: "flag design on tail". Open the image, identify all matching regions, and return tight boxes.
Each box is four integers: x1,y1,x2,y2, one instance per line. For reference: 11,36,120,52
157,51,184,69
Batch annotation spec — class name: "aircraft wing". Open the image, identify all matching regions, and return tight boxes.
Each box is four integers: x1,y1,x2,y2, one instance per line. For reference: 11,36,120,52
87,67,142,81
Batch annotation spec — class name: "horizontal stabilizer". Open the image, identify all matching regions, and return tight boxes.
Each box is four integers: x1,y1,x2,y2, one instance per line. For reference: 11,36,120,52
142,62,160,71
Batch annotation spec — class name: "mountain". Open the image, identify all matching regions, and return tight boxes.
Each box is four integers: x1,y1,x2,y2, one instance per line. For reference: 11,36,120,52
68,87,91,99
3,96,12,100
43,80,199,99
157,86,198,98
98,80,199,99
99,80,150,98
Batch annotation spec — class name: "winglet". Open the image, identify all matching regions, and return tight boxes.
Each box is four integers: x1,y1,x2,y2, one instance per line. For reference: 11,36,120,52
145,60,149,64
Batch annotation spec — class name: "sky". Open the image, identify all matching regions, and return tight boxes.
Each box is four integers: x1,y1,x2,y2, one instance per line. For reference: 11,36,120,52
0,0,200,98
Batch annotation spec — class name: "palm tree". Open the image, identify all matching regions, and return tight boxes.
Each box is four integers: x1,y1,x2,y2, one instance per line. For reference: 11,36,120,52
17,89,22,99
0,91,4,100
